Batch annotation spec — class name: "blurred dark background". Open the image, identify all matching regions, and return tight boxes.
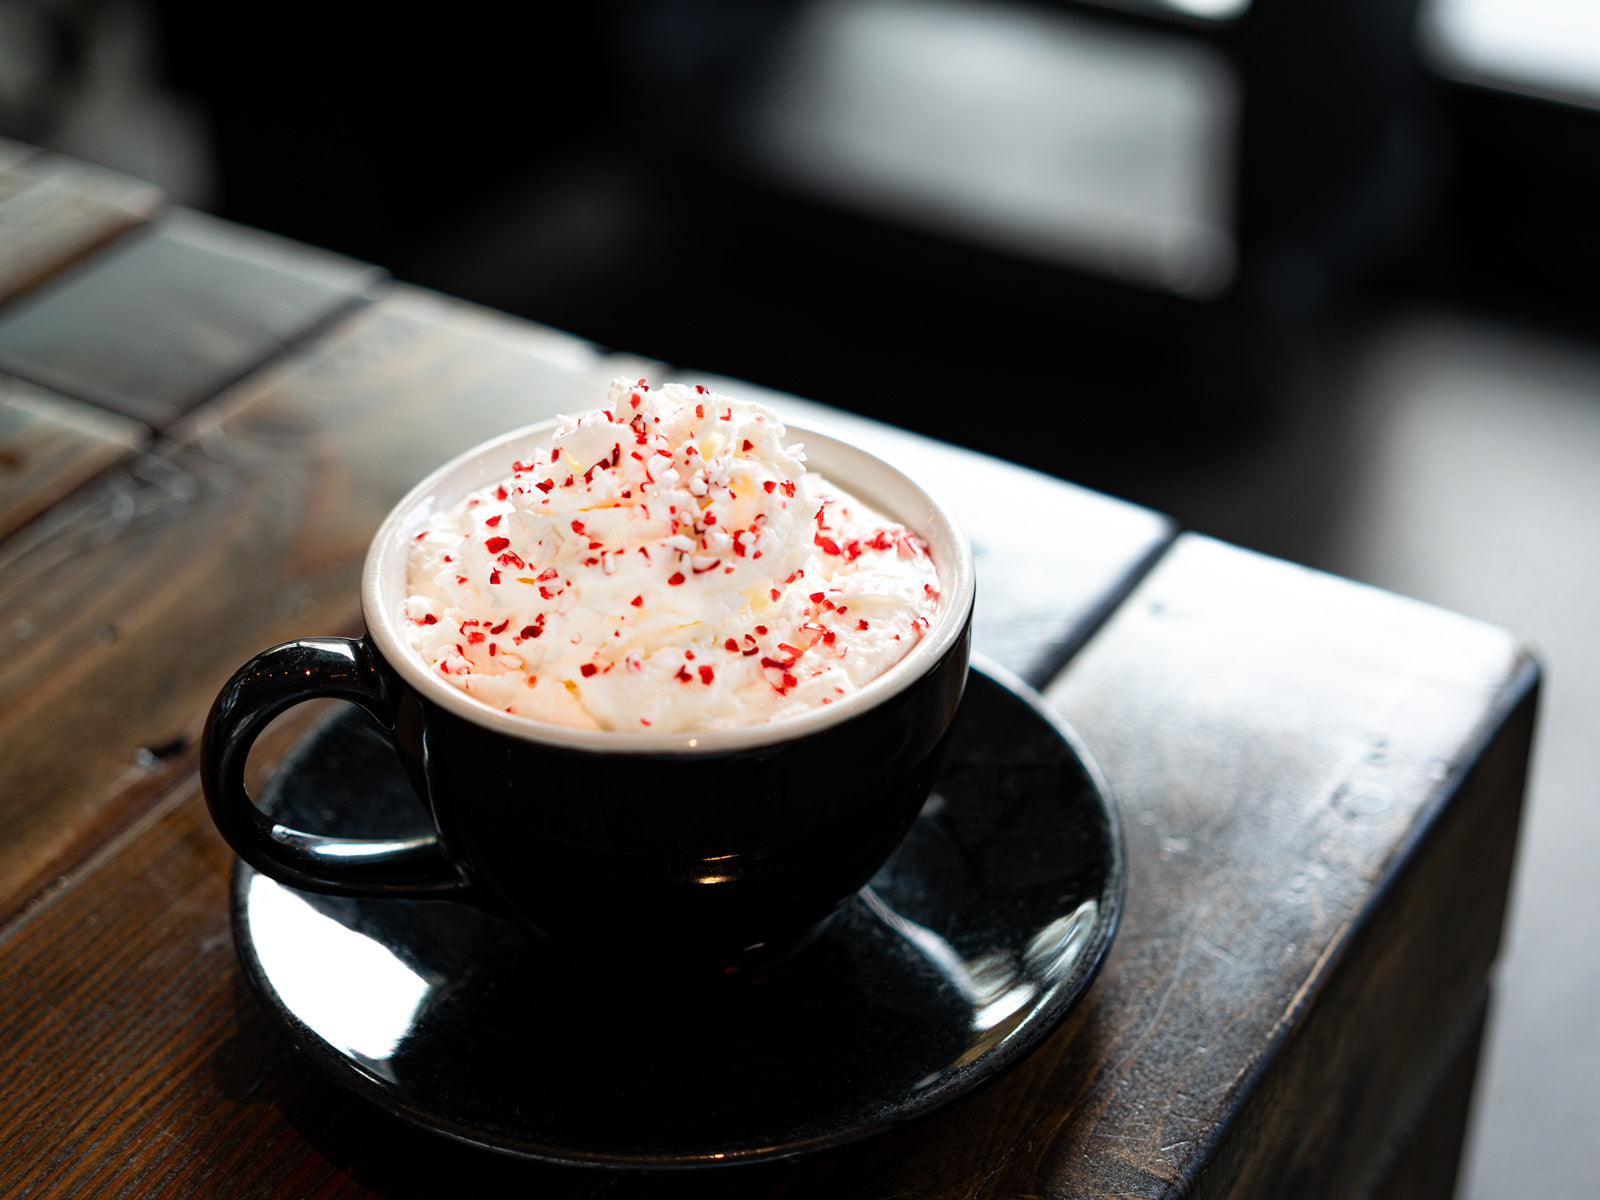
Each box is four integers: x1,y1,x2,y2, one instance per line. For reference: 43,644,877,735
4,0,1598,1194
7,0,1596,476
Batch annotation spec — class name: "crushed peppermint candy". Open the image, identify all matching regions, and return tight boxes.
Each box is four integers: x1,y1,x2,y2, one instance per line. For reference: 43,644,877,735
403,379,939,732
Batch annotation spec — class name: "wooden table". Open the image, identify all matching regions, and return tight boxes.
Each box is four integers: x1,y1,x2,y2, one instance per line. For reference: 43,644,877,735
0,145,1536,1199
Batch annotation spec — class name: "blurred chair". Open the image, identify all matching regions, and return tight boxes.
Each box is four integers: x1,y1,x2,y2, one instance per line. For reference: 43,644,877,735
601,0,1441,442
143,1,1445,456
617,0,1437,318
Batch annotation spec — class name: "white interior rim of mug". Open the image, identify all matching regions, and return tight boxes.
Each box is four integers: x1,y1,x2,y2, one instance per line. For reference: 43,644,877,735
363,417,975,754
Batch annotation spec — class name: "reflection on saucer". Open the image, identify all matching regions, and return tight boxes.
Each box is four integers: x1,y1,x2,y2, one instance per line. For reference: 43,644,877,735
232,657,1123,1168
246,876,430,1076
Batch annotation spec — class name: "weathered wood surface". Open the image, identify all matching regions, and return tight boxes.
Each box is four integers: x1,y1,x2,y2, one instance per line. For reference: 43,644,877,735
0,698,365,1195
0,290,624,923
166,285,664,533
0,281,1163,931
0,150,162,308
0,533,1533,1198
0,148,1523,1192
1031,537,1533,1200
0,208,382,428
172,290,1171,689
0,376,146,541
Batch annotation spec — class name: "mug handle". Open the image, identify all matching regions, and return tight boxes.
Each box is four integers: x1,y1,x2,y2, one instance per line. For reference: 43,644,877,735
202,635,470,898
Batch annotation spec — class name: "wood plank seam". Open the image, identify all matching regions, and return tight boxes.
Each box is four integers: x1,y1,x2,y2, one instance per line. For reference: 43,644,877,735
0,173,165,316
0,279,384,437
0,374,152,542
1003,537,1538,1199
0,543,1538,1197
1030,532,1174,689
144,287,386,436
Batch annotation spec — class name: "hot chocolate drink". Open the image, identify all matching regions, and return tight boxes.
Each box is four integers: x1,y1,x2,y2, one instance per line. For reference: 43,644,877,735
402,379,941,733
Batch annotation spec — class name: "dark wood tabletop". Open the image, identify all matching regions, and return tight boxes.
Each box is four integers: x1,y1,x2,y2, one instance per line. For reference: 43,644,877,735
0,144,1537,1199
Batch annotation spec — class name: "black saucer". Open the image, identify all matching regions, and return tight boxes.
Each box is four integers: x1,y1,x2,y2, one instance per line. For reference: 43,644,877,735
231,658,1123,1169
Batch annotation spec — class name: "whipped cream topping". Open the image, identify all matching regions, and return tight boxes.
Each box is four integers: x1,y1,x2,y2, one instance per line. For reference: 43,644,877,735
402,379,940,732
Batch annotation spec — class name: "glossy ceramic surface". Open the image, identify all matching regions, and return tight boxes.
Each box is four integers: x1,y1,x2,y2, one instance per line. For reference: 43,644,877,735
203,415,977,966
231,661,1123,1168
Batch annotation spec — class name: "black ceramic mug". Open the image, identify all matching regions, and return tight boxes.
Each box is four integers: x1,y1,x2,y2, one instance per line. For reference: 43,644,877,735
202,419,975,968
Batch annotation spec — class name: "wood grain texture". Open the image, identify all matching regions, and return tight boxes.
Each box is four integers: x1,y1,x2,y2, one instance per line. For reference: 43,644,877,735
0,289,636,923
0,375,146,540
0,208,382,427
0,703,363,1200
0,151,162,307
167,284,663,525
3,280,1146,926
1020,536,1534,1200
0,534,1534,1199
0,284,1174,1197
0,447,342,923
